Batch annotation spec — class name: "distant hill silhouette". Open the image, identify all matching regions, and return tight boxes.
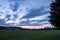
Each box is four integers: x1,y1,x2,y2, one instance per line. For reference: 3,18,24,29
0,26,23,30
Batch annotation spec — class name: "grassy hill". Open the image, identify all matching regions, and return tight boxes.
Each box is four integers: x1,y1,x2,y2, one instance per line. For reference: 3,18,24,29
0,30,60,40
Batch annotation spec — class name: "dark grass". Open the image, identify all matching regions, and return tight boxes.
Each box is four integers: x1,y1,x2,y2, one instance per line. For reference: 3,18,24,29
0,30,60,40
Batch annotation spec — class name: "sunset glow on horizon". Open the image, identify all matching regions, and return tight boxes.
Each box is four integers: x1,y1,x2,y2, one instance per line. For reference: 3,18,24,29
18,24,54,29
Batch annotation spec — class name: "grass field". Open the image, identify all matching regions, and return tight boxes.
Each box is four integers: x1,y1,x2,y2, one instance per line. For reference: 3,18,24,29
0,30,60,40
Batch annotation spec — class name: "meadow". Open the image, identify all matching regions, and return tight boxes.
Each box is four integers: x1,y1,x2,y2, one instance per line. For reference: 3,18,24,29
0,30,60,40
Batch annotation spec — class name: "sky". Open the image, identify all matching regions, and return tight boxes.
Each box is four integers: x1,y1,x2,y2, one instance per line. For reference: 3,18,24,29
0,0,52,27
19,24,54,29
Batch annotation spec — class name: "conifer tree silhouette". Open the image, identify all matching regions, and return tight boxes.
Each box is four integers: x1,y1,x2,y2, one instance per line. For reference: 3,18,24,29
50,0,60,28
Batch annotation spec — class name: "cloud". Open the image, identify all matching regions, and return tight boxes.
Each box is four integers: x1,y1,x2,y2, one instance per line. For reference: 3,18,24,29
5,6,29,26
0,12,6,20
22,8,45,18
0,0,52,26
29,14,50,21
0,19,6,25
9,0,20,12
18,13,50,26
22,0,51,18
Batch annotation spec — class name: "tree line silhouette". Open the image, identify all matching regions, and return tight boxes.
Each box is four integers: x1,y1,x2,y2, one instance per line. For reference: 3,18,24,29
0,26,58,30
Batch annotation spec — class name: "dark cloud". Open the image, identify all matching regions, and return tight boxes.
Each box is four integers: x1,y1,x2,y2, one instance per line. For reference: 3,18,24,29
0,19,6,25
19,18,49,26
9,0,24,12
22,7,48,18
9,2,19,12
13,14,18,20
6,14,11,21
